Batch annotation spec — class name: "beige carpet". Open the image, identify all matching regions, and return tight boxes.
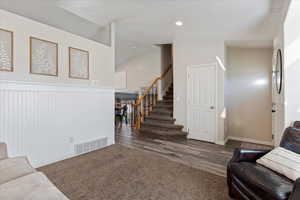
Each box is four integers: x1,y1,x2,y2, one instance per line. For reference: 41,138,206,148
39,144,229,200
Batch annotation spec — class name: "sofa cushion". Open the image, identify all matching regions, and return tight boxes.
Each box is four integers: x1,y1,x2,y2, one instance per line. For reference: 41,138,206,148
0,172,69,200
280,127,300,154
230,162,293,200
0,157,36,185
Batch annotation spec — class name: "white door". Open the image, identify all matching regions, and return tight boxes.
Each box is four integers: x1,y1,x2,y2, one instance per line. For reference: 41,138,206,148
187,65,216,143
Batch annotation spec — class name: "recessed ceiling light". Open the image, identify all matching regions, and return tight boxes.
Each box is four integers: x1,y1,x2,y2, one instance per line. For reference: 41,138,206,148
175,21,183,26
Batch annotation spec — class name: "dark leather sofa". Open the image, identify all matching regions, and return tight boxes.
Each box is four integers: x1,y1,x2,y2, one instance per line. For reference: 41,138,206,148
227,127,300,200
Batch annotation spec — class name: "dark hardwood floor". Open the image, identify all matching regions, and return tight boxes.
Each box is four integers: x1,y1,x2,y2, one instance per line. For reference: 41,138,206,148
116,124,272,177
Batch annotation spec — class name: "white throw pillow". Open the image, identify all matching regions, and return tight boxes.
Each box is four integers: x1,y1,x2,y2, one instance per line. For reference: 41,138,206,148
257,147,300,181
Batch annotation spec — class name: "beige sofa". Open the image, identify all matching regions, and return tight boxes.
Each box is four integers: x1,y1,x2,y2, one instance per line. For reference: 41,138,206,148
0,143,69,200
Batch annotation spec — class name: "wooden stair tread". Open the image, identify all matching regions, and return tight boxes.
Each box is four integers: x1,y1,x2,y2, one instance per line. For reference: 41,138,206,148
145,115,176,122
155,104,173,108
140,127,187,136
158,100,173,104
152,109,172,115
142,121,183,129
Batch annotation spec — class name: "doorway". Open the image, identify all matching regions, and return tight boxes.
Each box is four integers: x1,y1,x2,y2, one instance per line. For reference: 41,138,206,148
187,64,217,143
226,47,273,145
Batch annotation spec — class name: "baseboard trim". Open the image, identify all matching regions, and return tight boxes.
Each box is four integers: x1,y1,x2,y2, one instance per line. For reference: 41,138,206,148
216,140,225,145
215,137,229,146
227,136,273,146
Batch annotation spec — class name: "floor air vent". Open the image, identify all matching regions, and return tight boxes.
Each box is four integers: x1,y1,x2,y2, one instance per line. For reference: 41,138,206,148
74,137,108,155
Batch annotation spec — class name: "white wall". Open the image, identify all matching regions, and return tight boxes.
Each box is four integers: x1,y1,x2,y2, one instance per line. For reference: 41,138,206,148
216,58,226,144
173,39,225,144
0,9,115,87
116,47,162,92
173,40,225,128
114,71,127,89
284,0,300,129
271,0,290,146
226,47,273,144
273,28,286,146
0,10,115,167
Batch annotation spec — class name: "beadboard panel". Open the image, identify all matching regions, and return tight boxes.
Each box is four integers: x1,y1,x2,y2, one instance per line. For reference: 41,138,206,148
0,81,115,167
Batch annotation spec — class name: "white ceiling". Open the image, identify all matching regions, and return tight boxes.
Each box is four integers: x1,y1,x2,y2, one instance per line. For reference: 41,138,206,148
0,0,288,66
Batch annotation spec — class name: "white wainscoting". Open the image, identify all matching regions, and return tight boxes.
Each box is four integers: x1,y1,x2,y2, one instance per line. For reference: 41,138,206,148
0,81,115,167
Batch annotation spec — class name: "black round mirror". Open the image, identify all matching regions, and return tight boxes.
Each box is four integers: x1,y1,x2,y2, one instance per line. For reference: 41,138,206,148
275,49,283,94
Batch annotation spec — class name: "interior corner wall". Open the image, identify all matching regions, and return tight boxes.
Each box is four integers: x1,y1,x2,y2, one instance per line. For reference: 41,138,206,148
173,39,225,133
224,45,229,141
116,47,162,92
226,47,273,144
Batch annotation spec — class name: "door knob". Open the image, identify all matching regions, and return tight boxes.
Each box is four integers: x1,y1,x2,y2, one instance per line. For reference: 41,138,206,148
210,106,214,110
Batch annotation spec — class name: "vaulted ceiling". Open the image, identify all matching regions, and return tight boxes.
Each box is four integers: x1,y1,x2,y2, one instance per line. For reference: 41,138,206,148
0,0,289,66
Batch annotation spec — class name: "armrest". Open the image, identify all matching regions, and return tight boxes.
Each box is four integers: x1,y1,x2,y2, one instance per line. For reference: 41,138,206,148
289,178,300,200
0,143,8,160
230,148,270,163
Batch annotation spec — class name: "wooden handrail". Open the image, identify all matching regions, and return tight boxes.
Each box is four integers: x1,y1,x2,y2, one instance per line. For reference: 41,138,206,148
131,64,173,130
133,64,172,106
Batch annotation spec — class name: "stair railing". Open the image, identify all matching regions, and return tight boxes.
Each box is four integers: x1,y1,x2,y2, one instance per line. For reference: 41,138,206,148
132,64,173,130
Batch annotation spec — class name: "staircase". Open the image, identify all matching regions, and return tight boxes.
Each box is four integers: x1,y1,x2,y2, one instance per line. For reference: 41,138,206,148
139,84,188,139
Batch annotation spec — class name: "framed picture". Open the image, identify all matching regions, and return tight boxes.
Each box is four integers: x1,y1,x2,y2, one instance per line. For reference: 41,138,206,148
69,47,89,80
30,37,58,76
0,28,13,72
